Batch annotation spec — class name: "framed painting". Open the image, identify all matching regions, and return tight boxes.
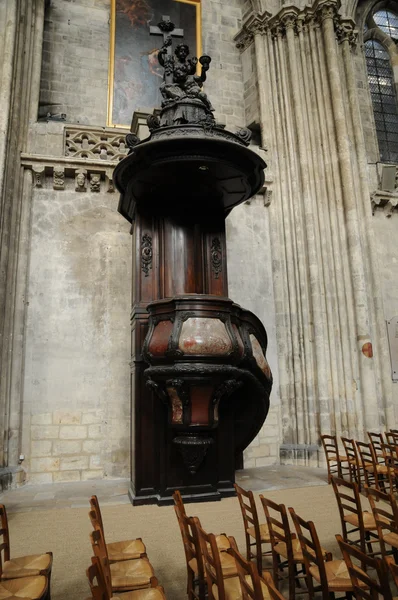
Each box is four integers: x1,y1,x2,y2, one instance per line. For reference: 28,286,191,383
108,0,202,128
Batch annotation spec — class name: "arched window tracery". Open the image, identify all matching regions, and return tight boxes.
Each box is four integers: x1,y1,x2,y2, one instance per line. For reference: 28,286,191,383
363,5,398,162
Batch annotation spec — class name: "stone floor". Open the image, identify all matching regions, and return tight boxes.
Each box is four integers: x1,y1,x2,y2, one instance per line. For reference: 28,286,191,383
0,465,328,513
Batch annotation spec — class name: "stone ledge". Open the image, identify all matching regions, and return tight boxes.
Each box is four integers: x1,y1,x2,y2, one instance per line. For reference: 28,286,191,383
280,444,320,467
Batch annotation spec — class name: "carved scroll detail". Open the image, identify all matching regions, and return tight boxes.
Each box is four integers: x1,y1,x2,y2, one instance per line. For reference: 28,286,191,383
211,238,222,279
141,234,153,277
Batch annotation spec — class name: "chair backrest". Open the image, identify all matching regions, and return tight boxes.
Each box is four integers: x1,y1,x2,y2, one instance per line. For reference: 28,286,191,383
89,528,112,598
341,437,357,463
337,534,393,600
386,431,398,446
330,476,365,549
367,432,384,459
356,441,377,488
196,517,225,600
341,437,361,485
289,507,330,600
0,505,10,567
320,434,338,459
227,537,265,600
173,504,204,585
173,489,187,518
261,571,288,600
234,483,261,542
86,556,109,600
90,495,104,533
260,495,292,559
367,486,398,556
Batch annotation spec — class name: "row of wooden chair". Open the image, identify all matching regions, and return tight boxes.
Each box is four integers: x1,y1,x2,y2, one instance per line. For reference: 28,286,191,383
235,482,398,600
0,504,52,600
321,432,398,492
86,495,166,599
173,488,285,600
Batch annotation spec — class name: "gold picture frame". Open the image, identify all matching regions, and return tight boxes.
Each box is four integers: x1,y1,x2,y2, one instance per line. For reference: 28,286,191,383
107,0,202,128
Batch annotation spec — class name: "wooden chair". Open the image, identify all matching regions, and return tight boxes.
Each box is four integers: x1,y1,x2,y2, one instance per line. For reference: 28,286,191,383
356,441,388,491
341,437,361,487
86,556,166,600
381,442,398,494
321,435,348,483
195,519,229,600
386,432,398,446
260,495,306,600
337,534,393,600
331,476,379,557
226,537,268,599
90,527,155,593
0,576,48,600
262,571,289,600
90,495,147,563
0,505,52,593
386,555,398,587
367,486,398,559
173,502,236,600
173,490,230,551
235,483,271,574
289,507,360,600
367,431,384,463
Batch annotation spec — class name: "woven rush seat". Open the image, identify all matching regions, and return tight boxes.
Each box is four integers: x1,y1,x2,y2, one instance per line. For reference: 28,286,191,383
106,539,146,563
383,532,398,548
215,535,230,551
246,523,284,544
110,558,154,590
112,589,166,600
212,575,271,600
188,549,237,578
329,455,349,462
343,510,377,530
0,575,47,599
274,537,328,562
1,553,52,580
309,559,367,592
364,463,389,474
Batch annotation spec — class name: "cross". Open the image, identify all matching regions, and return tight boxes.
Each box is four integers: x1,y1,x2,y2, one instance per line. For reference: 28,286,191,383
149,15,184,48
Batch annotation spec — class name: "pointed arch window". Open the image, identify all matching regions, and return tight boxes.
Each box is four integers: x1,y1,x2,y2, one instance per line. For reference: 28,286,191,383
364,8,398,163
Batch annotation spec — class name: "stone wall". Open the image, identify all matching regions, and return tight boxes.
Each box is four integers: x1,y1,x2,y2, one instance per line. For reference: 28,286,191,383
40,0,110,125
22,178,132,483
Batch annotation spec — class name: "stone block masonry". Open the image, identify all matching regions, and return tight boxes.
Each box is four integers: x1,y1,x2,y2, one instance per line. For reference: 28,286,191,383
27,410,111,483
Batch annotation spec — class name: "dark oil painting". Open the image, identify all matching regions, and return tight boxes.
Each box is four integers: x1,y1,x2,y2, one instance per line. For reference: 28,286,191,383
113,0,198,126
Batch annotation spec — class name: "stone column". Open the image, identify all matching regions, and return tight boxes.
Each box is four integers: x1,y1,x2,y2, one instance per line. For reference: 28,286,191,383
0,0,46,482
235,0,393,463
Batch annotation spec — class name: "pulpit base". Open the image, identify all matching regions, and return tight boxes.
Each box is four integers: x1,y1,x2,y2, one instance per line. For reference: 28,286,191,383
128,482,235,506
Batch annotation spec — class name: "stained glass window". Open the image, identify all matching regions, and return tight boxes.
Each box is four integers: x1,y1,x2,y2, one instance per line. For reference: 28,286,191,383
365,39,398,163
373,9,398,39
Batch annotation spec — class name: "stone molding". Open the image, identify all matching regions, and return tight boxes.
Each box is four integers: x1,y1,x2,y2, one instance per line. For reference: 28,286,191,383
64,125,129,162
371,190,398,217
21,154,116,193
234,0,357,50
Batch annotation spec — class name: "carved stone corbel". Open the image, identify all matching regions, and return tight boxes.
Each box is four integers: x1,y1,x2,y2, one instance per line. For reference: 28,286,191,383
53,167,65,190
75,169,87,192
32,165,45,188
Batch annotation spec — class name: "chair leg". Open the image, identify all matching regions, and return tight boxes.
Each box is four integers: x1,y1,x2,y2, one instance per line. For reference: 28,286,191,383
288,563,296,600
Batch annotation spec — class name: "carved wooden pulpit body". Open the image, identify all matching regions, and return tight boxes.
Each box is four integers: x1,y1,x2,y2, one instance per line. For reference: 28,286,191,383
114,21,272,504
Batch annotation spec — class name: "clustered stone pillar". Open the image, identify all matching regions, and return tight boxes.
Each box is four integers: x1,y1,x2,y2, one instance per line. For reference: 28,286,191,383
0,0,46,482
235,0,393,462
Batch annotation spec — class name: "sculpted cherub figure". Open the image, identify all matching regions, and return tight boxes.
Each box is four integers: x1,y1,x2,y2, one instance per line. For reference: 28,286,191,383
158,40,214,112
